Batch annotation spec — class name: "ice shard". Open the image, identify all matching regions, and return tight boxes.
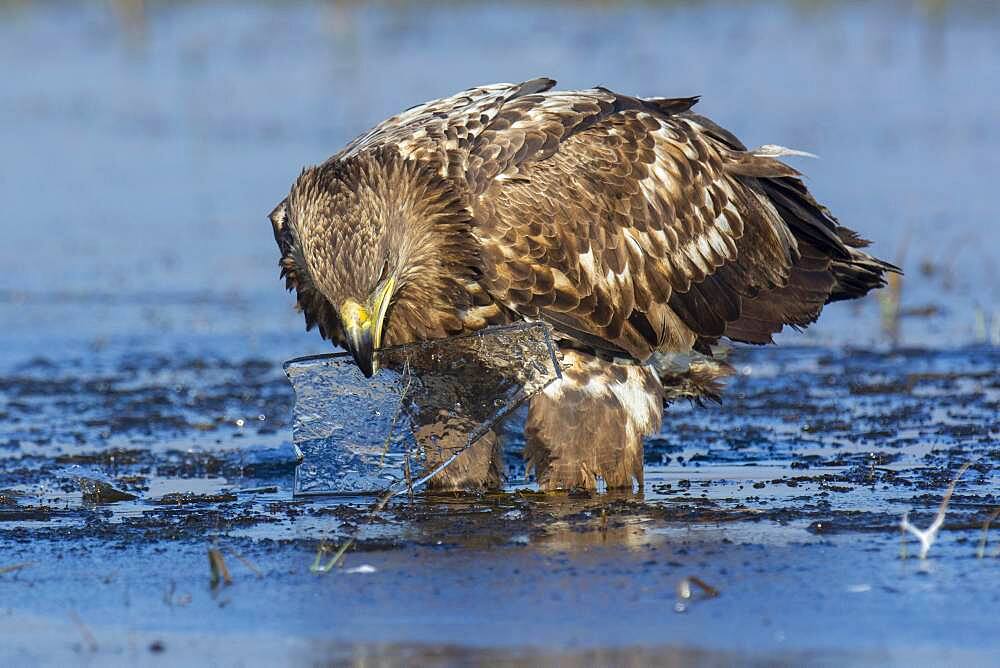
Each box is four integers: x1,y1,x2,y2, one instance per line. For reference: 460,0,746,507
283,322,561,496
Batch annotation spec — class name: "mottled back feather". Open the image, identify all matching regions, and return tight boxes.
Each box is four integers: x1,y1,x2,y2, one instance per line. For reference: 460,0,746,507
273,77,898,362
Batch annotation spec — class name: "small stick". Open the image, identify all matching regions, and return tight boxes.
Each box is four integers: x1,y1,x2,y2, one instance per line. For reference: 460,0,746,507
309,542,333,572
403,452,414,503
0,562,32,575
227,549,263,578
311,489,394,574
69,611,98,652
208,547,232,588
675,575,720,613
310,538,355,573
679,575,720,599
900,462,972,560
976,507,1000,559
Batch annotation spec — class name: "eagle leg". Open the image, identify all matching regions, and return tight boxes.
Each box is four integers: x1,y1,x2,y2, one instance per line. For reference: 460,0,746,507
416,421,502,493
525,350,664,492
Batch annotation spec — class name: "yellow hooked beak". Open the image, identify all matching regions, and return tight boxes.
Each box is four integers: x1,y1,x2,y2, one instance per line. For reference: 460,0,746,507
339,277,394,378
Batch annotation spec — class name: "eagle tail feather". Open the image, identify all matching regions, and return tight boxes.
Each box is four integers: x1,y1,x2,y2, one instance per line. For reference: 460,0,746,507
828,249,901,303
722,171,901,344
758,172,901,296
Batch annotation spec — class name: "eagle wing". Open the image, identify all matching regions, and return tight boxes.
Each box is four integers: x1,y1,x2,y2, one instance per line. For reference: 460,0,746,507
287,78,894,359
334,78,557,176
467,87,895,358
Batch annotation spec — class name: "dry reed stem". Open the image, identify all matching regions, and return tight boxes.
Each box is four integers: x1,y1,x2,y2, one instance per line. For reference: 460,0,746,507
0,562,32,575
675,575,720,613
900,462,972,560
208,547,232,588
976,507,1000,559
228,549,263,578
69,611,98,652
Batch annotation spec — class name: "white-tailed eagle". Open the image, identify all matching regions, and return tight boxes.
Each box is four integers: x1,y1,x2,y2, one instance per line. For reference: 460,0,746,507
270,78,898,491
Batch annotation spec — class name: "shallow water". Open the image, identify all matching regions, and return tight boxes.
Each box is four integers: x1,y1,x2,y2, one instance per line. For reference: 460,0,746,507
1,1,999,665
2,344,997,664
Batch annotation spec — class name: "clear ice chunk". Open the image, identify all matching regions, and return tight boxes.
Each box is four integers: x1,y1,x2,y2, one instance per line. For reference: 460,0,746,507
283,322,561,496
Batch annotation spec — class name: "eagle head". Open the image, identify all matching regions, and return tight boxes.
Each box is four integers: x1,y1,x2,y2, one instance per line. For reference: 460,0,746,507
270,148,478,377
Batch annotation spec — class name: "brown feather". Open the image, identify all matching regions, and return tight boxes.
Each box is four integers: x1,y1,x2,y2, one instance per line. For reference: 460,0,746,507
270,78,899,491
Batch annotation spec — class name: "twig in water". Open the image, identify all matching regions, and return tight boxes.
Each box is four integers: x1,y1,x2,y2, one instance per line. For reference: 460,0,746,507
0,562,32,575
311,489,395,574
227,549,263,578
976,507,1000,559
208,547,232,588
69,611,98,652
900,462,972,560
674,575,720,613
403,452,414,503
310,542,333,571
311,539,355,573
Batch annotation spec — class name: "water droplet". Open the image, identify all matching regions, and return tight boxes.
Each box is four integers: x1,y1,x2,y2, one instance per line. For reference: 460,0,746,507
235,418,245,428
257,414,266,421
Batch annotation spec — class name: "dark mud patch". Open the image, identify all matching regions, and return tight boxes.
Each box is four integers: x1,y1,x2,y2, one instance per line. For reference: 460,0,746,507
0,345,996,547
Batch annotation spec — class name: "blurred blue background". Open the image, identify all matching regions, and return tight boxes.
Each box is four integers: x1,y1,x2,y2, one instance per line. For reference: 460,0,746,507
2,0,998,362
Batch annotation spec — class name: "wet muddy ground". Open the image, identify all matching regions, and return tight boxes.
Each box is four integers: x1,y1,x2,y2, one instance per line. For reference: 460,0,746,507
1,343,997,665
